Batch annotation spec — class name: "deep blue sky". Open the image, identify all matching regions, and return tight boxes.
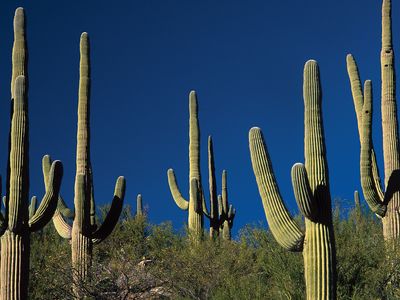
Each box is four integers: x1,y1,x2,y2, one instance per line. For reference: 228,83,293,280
0,1,392,237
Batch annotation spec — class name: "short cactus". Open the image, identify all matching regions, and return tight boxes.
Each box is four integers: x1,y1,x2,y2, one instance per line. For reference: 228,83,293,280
136,194,143,217
219,171,235,240
249,60,336,299
346,0,400,240
50,32,126,298
0,8,64,299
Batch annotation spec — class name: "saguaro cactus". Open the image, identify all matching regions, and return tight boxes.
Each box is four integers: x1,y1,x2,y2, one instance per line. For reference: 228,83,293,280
219,171,235,240
0,9,64,300
249,60,336,299
207,138,235,239
346,0,400,240
50,32,126,297
167,92,206,237
136,194,143,217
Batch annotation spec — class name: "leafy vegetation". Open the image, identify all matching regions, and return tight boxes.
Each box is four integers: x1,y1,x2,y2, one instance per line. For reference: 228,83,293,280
28,202,400,299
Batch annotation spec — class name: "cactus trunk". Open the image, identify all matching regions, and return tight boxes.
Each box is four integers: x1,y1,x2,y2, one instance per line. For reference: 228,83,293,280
71,228,92,297
0,231,29,300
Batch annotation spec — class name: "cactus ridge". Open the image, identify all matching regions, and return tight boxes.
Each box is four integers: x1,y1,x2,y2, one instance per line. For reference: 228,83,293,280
249,60,336,299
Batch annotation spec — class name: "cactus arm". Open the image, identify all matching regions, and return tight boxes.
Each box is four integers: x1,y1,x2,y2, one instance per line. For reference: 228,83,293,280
249,127,305,252
167,169,189,210
361,81,387,216
207,136,218,231
346,54,385,200
28,196,37,219
42,155,74,219
91,176,125,242
29,160,63,232
291,163,317,221
136,194,143,216
53,210,72,239
8,75,28,232
217,195,223,218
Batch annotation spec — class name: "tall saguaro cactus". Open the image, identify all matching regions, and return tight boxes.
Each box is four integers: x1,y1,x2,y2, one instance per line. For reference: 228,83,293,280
0,8,64,300
249,60,336,299
50,32,126,297
136,194,143,217
167,92,205,237
346,0,400,240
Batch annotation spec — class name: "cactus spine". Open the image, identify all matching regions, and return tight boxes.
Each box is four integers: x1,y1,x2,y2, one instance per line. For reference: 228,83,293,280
167,92,205,237
50,32,126,298
0,9,64,300
249,60,336,299
346,0,400,240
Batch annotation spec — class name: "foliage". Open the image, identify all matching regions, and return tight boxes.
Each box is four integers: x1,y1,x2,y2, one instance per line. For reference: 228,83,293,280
28,203,400,299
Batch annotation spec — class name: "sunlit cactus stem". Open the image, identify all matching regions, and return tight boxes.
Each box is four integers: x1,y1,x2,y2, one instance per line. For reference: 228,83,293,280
167,91,204,237
136,194,143,217
346,0,400,240
50,32,126,298
249,60,336,299
0,9,64,300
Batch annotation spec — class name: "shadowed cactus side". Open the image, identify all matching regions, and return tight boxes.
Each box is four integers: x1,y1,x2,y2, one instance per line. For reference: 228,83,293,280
0,9,64,299
49,32,126,298
249,60,336,299
346,0,400,240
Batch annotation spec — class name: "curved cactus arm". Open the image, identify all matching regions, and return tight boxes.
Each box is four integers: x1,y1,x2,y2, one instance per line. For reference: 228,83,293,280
249,127,305,252
291,163,318,222
29,160,63,232
346,54,385,201
28,196,37,220
167,169,189,210
53,210,72,239
227,204,235,228
91,176,125,242
361,81,387,216
42,155,75,219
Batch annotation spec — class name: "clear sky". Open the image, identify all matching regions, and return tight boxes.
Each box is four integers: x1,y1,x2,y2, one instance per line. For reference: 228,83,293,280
0,1,393,237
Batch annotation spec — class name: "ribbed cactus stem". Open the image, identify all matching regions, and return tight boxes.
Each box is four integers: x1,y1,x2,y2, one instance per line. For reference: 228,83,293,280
188,178,203,239
249,60,336,299
347,0,400,240
11,8,26,100
167,91,204,235
136,194,143,216
220,170,235,240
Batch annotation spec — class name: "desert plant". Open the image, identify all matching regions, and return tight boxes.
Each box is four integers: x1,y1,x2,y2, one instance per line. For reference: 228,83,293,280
249,60,336,299
346,0,400,241
49,32,126,298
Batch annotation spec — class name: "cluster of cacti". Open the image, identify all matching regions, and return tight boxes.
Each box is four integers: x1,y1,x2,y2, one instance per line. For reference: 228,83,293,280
44,32,126,298
167,92,235,240
346,0,400,241
0,8,64,299
249,60,336,299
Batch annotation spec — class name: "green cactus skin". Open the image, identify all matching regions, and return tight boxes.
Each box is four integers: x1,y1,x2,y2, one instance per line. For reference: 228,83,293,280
346,0,400,240
219,171,235,240
0,10,64,300
49,32,126,297
167,91,204,237
136,194,143,217
249,60,336,300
